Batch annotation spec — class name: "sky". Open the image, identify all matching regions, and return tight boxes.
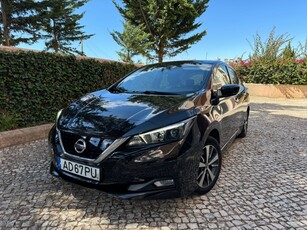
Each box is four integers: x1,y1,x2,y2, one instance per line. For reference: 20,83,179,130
20,0,307,62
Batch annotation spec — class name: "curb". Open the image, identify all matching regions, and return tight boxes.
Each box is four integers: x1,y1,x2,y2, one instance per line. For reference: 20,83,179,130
0,95,304,150
0,123,53,149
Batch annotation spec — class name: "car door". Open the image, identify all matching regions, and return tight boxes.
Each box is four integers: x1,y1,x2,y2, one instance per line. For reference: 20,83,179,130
226,66,246,130
211,65,238,148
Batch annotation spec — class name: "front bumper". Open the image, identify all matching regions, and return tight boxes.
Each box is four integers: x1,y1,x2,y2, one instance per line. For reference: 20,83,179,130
48,124,203,199
50,162,180,199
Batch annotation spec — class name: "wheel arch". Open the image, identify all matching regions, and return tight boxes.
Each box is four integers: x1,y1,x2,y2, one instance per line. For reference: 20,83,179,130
202,121,221,145
208,129,220,144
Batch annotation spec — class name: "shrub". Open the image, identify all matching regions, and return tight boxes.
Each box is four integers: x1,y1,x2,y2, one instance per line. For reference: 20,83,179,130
0,112,19,131
231,58,307,85
0,50,137,130
231,28,307,85
248,27,291,63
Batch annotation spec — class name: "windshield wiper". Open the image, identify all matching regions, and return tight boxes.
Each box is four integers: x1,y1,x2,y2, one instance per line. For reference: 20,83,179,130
141,91,180,95
110,88,180,95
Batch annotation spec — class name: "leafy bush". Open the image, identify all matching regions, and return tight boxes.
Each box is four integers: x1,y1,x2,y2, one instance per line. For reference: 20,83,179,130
0,50,137,130
0,112,19,131
247,27,291,63
231,59,307,85
231,28,307,85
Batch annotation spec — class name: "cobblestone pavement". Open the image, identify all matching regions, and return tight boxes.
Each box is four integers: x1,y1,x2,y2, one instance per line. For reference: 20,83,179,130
1,97,307,229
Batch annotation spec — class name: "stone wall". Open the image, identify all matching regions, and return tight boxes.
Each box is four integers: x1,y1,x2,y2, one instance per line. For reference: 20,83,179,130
245,83,307,99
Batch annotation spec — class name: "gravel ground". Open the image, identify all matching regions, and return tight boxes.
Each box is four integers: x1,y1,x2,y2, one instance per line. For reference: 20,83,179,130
0,96,307,229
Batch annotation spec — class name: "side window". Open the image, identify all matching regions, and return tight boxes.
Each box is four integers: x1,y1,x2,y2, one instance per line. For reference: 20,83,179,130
227,66,239,84
212,66,230,90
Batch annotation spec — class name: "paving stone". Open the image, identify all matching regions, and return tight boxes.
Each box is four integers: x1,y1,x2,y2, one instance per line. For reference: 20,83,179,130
0,97,307,229
125,223,138,229
187,223,198,229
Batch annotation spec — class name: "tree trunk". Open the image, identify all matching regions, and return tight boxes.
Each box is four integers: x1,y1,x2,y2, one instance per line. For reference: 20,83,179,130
51,18,59,52
1,0,10,46
53,39,59,53
158,52,163,63
158,40,164,63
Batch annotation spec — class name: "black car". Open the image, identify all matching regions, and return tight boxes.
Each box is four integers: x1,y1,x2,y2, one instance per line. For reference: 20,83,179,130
49,60,250,199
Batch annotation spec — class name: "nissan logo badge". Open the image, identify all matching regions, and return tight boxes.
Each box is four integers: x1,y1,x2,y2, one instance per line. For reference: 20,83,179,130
74,139,86,153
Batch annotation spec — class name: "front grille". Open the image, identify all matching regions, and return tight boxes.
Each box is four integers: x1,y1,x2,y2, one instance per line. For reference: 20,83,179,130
59,130,113,159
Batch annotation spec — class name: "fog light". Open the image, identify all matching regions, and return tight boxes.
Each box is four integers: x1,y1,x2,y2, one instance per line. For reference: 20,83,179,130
134,150,164,162
154,179,174,187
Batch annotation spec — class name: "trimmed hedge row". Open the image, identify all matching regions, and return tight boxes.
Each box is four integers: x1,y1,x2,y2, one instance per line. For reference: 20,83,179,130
0,50,136,130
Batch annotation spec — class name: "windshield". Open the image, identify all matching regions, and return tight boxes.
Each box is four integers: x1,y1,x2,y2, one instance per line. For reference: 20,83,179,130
114,62,213,95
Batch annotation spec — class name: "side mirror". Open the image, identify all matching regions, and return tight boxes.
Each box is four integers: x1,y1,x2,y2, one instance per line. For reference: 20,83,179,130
220,84,240,97
211,84,240,105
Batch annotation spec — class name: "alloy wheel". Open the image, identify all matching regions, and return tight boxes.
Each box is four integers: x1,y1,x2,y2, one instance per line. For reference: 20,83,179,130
197,144,220,188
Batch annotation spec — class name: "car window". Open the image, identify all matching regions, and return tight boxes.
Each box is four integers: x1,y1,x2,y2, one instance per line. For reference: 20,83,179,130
227,66,239,84
115,63,213,94
212,66,230,90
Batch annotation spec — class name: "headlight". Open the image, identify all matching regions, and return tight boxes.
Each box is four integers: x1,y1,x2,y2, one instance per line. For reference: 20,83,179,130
56,109,63,123
127,118,194,147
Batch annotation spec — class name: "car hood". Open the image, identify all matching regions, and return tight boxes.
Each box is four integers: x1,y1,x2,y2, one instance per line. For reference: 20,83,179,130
57,89,201,138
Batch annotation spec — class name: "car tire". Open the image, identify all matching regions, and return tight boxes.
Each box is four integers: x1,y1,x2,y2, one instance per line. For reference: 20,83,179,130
237,110,249,138
195,136,222,195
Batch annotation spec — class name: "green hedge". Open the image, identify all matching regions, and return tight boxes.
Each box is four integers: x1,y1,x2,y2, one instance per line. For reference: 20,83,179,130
231,59,307,85
0,50,137,131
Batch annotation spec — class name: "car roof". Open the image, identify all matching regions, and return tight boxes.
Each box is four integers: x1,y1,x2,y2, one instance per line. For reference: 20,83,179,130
147,60,226,68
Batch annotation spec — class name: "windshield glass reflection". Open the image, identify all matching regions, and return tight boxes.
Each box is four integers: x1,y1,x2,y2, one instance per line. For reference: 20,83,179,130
115,62,213,95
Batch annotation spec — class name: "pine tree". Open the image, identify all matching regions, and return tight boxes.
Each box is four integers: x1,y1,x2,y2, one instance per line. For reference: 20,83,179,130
40,0,93,55
0,0,42,46
110,21,152,63
113,0,209,62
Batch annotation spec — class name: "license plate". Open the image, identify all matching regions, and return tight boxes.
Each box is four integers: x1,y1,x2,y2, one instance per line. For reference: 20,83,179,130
58,158,100,181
